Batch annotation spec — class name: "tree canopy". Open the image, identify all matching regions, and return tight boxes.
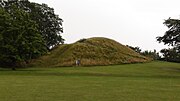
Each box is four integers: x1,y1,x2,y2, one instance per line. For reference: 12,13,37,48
0,0,64,67
157,18,180,49
1,0,64,49
157,18,180,62
0,5,47,67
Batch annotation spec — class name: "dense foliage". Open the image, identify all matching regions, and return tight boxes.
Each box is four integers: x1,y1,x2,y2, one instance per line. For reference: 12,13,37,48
0,0,64,67
0,6,47,67
157,18,180,48
160,48,180,62
0,0,64,49
157,18,180,62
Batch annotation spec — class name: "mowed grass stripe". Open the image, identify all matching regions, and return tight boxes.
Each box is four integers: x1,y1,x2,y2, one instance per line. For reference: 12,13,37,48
0,61,180,101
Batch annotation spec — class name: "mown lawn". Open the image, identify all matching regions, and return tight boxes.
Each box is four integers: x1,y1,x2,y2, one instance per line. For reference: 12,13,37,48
0,61,180,101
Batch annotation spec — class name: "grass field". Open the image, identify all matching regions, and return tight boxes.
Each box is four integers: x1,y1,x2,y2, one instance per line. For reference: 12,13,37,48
0,61,180,101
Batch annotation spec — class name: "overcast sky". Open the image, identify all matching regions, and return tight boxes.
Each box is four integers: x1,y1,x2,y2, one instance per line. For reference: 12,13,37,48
31,0,180,51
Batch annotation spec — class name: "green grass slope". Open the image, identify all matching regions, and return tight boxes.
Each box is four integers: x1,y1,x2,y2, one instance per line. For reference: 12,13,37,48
31,37,150,67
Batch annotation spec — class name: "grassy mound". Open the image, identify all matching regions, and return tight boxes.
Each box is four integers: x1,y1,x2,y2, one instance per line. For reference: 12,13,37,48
31,37,150,67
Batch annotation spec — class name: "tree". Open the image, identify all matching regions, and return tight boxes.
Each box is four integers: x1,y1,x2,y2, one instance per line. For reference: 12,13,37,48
1,0,64,49
160,48,180,62
126,45,160,60
126,45,142,53
157,18,180,50
0,5,47,67
157,18,180,62
141,50,160,60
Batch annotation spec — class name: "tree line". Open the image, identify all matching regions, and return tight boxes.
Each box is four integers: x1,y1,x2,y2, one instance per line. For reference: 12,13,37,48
128,18,180,62
0,0,64,67
126,45,160,60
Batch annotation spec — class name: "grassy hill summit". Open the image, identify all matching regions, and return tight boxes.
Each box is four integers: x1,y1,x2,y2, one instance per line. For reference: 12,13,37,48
31,37,150,67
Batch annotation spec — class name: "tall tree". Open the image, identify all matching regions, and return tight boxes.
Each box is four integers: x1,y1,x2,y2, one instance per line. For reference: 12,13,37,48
157,18,180,62
157,18,180,50
0,5,47,67
1,0,64,49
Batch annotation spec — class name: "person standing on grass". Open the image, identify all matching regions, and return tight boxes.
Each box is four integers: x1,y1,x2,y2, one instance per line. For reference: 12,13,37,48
76,59,80,66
